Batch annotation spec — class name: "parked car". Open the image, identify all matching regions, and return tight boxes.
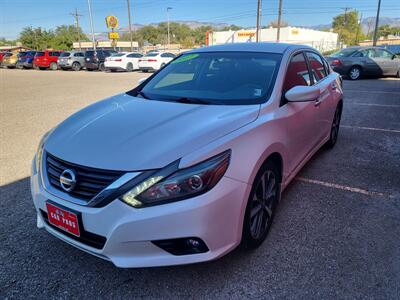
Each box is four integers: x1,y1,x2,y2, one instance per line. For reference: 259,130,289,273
104,52,143,72
326,46,400,80
2,51,19,68
58,51,85,71
84,49,116,71
31,43,343,268
16,50,37,69
34,50,63,70
138,52,175,72
0,51,8,66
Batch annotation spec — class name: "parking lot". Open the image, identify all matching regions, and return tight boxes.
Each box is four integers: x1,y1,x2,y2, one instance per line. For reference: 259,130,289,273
0,68,399,298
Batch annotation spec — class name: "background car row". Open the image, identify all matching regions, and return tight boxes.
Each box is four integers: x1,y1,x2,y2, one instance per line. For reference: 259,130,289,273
0,50,176,72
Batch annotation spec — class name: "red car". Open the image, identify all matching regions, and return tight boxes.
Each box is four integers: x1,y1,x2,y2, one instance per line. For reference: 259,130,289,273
34,50,63,70
0,51,8,66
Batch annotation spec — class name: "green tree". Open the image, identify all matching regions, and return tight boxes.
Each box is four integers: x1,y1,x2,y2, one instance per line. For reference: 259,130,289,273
332,10,365,45
377,25,400,38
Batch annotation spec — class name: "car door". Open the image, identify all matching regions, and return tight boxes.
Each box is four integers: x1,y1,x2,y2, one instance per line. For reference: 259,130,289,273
280,51,321,173
375,48,398,75
305,51,337,143
357,49,381,75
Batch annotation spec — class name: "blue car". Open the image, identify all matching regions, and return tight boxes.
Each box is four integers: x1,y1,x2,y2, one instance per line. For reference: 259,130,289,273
17,50,37,69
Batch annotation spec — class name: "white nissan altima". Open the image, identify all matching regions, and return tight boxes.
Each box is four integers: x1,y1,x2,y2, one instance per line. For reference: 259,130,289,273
31,43,343,268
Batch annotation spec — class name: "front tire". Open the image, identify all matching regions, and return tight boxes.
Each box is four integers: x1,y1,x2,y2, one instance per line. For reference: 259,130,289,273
325,103,342,148
242,161,280,249
126,62,133,72
348,66,361,80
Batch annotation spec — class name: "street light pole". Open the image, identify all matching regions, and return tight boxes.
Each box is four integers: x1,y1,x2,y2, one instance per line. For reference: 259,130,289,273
372,0,382,46
127,0,134,51
167,7,172,49
87,0,96,51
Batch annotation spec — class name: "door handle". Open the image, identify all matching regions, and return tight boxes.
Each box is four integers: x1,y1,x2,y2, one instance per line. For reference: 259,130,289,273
314,98,322,107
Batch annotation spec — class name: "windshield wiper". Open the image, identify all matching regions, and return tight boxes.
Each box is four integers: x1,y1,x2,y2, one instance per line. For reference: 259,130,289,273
172,97,212,105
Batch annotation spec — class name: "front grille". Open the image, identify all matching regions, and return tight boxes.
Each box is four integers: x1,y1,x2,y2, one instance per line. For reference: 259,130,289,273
46,152,124,201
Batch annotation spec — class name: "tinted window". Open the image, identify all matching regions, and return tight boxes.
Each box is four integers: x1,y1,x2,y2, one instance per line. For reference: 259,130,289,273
145,53,159,57
375,49,393,59
18,52,27,57
60,52,71,57
35,52,45,57
282,52,311,92
127,53,142,58
306,52,327,83
74,52,84,57
112,53,125,57
85,51,95,57
50,52,61,57
141,52,282,105
331,48,357,57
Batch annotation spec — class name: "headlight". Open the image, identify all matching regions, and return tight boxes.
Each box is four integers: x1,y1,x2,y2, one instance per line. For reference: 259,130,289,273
35,129,53,172
121,150,231,208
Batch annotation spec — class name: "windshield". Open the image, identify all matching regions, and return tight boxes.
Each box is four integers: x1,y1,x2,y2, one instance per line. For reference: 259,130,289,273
60,52,71,57
138,52,282,105
331,48,357,57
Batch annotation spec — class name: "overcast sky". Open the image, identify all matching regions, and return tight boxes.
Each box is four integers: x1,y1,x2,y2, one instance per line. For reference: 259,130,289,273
1,0,399,39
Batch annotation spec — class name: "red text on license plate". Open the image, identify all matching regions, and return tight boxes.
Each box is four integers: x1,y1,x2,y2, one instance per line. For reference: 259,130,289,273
46,202,80,237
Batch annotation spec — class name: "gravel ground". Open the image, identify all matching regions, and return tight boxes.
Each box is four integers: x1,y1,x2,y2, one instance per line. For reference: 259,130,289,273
1,68,399,299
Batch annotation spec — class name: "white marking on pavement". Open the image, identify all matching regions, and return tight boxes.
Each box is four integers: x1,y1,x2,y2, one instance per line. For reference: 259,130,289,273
345,90,400,95
340,125,400,133
295,177,387,197
348,103,400,108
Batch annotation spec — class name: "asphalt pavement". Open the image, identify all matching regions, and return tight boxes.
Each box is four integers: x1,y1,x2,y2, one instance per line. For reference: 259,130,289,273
0,69,399,299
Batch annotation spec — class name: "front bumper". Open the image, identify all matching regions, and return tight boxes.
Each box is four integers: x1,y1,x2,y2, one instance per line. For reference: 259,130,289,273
31,158,249,268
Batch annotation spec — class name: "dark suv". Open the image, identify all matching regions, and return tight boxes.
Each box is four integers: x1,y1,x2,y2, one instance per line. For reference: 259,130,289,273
84,50,116,71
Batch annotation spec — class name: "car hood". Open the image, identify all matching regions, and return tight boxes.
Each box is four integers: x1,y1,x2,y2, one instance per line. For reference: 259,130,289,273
45,93,260,171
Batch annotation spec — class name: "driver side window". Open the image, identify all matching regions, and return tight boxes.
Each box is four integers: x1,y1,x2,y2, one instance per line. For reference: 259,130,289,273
282,52,311,94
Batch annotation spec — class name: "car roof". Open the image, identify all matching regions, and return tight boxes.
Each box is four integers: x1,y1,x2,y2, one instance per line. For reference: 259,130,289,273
186,42,313,54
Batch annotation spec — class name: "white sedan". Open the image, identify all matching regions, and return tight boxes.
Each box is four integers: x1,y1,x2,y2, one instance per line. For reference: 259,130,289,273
31,43,343,268
138,52,176,72
104,52,143,72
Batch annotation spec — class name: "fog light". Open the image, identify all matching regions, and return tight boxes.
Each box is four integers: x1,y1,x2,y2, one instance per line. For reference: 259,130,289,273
187,238,200,248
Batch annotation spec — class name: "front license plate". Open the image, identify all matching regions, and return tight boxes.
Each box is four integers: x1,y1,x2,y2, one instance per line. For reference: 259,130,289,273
46,202,80,237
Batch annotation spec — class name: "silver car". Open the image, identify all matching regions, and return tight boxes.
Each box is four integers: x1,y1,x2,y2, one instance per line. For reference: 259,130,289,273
326,46,400,80
58,51,86,71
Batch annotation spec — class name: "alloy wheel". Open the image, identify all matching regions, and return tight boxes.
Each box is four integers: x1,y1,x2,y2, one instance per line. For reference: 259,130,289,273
349,67,360,80
250,170,278,239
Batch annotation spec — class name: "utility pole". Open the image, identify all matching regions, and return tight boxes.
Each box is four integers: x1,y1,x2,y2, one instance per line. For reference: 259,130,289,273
256,0,261,42
277,0,283,42
355,13,363,45
87,0,96,51
373,0,382,46
127,0,134,51
70,8,83,51
167,7,172,49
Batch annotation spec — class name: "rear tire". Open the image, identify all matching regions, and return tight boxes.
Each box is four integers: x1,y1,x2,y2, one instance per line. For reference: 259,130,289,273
126,62,133,72
50,62,58,71
142,69,148,73
325,102,342,149
72,62,81,71
99,63,105,72
242,161,280,249
348,66,361,80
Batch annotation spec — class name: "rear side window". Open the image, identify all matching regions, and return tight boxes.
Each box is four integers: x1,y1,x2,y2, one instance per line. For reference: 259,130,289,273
35,52,45,57
127,53,142,58
74,52,84,57
60,52,70,57
306,52,327,83
282,52,311,93
49,52,61,57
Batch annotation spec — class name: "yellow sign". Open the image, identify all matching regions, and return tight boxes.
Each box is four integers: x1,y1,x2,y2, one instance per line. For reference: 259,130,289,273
105,15,119,29
108,32,120,40
238,31,255,37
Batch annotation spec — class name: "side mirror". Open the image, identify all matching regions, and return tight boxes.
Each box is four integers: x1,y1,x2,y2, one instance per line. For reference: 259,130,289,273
138,77,147,85
392,54,397,60
285,85,321,102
